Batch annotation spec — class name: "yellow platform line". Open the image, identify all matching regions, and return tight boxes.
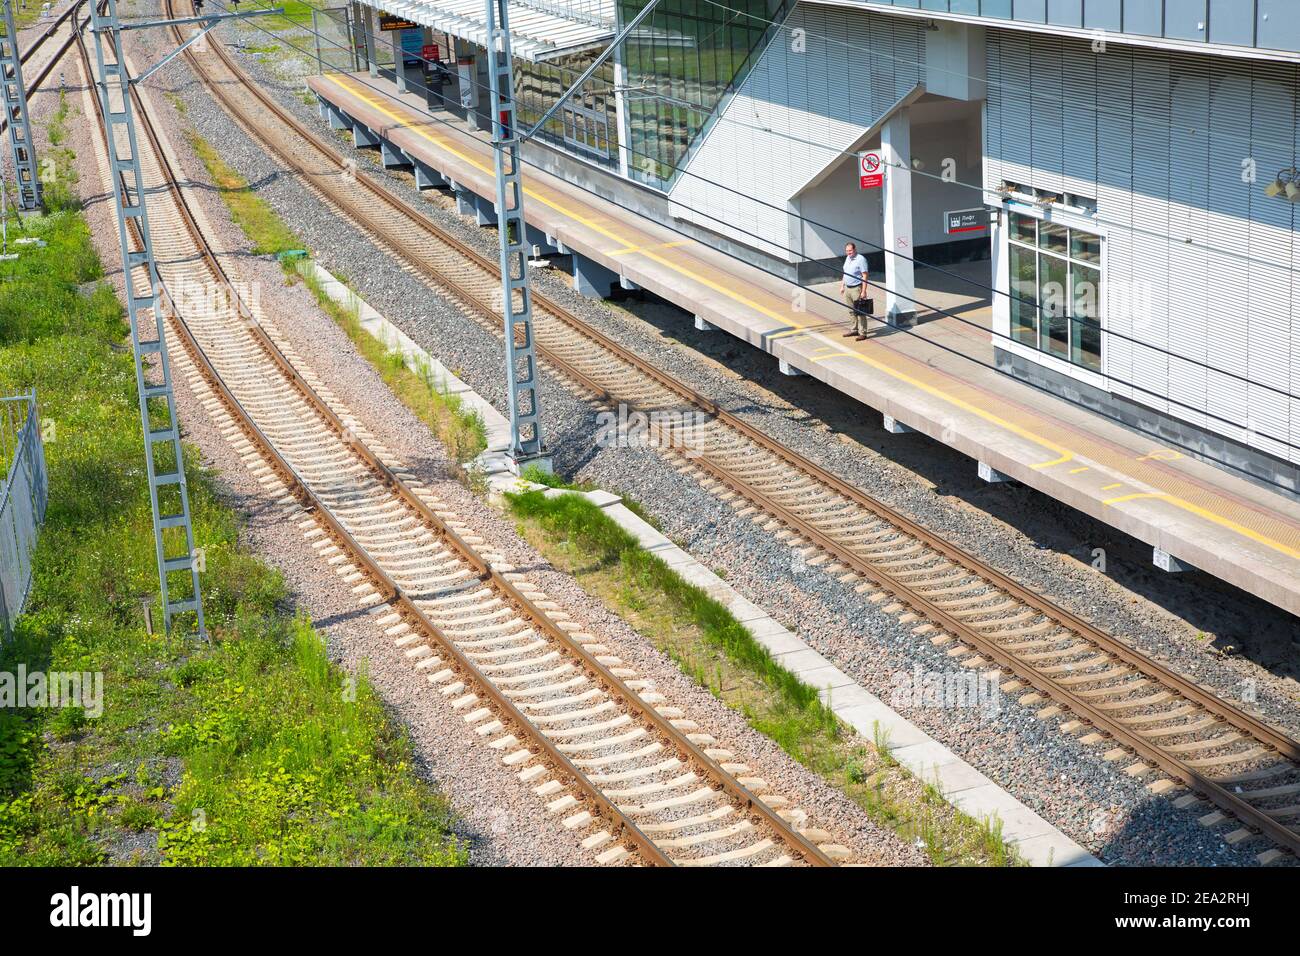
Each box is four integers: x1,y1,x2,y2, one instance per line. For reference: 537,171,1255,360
1102,493,1300,562
607,240,689,257
321,74,1300,565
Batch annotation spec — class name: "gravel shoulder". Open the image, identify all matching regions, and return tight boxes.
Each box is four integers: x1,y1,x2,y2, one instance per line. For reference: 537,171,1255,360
79,10,1300,865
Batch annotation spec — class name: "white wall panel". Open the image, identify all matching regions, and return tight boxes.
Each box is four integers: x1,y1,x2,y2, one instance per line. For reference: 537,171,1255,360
985,30,1300,464
1094,47,1134,397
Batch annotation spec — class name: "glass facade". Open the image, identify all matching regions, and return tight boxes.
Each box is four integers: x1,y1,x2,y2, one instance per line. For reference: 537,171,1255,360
618,0,785,189
1007,211,1102,373
515,54,618,168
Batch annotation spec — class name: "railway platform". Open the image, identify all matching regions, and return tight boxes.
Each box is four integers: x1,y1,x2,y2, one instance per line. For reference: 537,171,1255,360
308,70,1300,620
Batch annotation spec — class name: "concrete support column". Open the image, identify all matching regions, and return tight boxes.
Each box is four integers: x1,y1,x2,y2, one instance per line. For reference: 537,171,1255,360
454,186,476,217
882,108,916,327
572,253,618,298
392,28,406,93
325,102,349,130
363,5,378,77
474,192,497,227
380,139,408,169
413,160,446,190
351,122,379,148
525,224,557,255
349,1,366,72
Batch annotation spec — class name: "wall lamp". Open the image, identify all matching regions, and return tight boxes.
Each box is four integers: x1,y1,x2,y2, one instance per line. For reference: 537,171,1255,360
1264,168,1300,201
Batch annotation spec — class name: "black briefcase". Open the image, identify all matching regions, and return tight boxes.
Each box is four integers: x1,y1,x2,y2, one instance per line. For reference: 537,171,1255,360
854,298,875,316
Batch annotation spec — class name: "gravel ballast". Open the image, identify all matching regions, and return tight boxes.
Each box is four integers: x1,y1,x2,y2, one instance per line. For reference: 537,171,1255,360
55,11,924,867
70,8,1300,865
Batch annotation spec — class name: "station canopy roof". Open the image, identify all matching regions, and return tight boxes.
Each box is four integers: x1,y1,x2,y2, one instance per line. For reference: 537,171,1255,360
377,0,617,61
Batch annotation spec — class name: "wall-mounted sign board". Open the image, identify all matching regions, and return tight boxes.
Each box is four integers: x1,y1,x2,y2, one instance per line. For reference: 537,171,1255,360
944,208,990,234
379,14,419,30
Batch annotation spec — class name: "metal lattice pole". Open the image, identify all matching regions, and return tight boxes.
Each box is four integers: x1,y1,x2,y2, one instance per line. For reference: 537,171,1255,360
485,0,548,471
90,0,205,637
0,0,42,210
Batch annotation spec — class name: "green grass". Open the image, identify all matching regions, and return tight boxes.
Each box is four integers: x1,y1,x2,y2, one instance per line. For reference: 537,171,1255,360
187,130,301,259
505,489,1024,866
297,267,488,463
0,176,465,865
508,489,839,727
40,90,80,213
238,0,319,32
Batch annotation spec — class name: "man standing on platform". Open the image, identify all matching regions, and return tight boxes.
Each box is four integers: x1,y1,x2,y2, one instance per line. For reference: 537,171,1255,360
840,241,871,339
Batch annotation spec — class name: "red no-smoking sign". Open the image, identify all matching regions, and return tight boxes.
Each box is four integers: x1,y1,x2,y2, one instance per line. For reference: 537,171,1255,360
858,150,884,190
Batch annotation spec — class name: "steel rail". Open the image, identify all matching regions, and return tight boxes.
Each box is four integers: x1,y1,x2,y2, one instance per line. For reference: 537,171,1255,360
1,0,90,138
181,7,1300,857
74,23,675,869
92,10,836,868
171,7,835,868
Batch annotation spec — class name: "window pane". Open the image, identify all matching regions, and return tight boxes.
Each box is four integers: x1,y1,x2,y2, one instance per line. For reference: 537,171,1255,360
1010,211,1036,245
1070,229,1101,264
1075,320,1102,371
1039,254,1069,358
1039,220,1068,255
1009,243,1037,346
1072,264,1100,323
1072,264,1102,370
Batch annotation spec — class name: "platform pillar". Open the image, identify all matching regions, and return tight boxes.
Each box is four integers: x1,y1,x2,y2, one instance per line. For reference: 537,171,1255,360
363,4,378,76
324,101,349,131
694,315,715,332
379,138,408,169
391,27,406,93
612,37,631,179
474,192,497,227
413,159,445,190
351,121,378,148
572,253,618,299
882,108,916,328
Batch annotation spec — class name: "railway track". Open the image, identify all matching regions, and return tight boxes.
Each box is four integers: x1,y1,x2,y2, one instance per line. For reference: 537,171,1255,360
168,6,1300,863
2,0,90,132
76,12,852,867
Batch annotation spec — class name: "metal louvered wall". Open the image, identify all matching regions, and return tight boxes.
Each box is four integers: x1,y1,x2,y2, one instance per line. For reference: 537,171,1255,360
986,28,1300,465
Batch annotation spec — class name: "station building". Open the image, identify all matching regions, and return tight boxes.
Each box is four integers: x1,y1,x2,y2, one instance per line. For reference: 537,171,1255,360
337,0,1300,497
